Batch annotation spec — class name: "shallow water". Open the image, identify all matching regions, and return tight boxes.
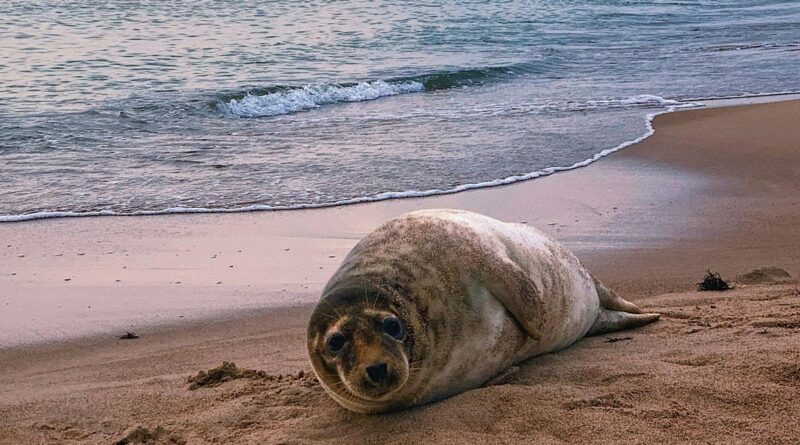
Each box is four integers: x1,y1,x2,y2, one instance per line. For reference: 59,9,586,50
1,0,799,220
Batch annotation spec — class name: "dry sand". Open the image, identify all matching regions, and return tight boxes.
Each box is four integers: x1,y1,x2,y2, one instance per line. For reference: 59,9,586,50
1,100,800,444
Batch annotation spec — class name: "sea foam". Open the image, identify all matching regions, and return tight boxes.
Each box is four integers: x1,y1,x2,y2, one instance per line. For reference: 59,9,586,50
219,80,425,118
582,94,682,109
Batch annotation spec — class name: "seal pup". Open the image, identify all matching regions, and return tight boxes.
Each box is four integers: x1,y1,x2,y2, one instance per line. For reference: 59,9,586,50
307,209,659,413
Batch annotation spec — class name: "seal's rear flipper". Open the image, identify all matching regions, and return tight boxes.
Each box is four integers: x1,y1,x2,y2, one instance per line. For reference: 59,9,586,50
587,309,660,336
592,275,644,314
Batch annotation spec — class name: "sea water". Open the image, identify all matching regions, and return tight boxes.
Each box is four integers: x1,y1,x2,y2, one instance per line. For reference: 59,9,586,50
1,0,799,221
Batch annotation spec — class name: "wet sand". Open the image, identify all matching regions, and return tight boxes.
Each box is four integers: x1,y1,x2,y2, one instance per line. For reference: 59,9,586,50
1,100,799,444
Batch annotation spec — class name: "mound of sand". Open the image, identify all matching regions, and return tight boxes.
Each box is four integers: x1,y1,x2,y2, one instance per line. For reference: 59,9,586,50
735,267,794,285
187,361,268,390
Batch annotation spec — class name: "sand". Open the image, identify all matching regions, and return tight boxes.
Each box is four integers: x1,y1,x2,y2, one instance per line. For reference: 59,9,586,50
1,100,800,444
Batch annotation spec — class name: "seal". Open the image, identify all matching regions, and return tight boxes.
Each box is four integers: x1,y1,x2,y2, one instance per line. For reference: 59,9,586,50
307,209,659,413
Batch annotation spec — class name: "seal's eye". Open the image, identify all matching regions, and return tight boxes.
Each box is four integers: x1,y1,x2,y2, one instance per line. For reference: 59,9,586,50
327,333,346,354
382,317,405,340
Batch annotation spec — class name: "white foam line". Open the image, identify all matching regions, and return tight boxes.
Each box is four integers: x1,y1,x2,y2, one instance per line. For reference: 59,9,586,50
683,89,800,103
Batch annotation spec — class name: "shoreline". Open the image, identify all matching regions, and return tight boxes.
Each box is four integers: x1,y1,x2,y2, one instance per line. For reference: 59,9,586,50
3,92,798,224
1,99,800,444
2,99,800,348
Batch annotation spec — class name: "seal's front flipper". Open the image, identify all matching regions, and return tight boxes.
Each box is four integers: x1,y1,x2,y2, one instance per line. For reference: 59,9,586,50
586,309,660,336
482,366,519,387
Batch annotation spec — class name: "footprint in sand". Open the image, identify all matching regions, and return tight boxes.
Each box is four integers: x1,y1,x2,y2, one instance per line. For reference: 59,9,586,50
751,319,800,329
663,353,724,367
564,394,632,410
600,372,649,385
766,363,800,385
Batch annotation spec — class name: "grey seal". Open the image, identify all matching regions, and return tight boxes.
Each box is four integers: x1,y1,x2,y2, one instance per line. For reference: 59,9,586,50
307,209,659,413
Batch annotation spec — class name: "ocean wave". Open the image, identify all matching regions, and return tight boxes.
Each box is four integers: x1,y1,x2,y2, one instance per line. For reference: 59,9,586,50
218,80,425,118
217,64,532,118
219,83,685,120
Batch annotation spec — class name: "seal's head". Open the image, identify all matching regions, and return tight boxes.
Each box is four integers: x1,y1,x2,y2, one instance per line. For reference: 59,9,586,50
307,280,423,413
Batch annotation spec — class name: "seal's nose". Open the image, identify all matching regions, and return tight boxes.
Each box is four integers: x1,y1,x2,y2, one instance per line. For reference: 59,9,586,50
365,362,389,384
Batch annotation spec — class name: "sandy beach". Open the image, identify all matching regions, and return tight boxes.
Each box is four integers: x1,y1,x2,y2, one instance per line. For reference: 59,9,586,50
2,100,800,444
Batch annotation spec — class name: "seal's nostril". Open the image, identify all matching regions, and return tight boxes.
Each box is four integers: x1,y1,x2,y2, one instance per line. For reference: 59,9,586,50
366,363,389,383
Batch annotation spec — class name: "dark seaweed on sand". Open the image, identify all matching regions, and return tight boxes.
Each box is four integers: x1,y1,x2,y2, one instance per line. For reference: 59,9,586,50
187,361,267,390
697,270,731,291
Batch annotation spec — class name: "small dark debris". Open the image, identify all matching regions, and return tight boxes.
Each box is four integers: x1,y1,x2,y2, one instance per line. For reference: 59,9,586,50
216,281,222,285
605,336,633,343
119,332,139,340
64,278,71,282
697,269,731,291
328,255,336,258
187,361,267,390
